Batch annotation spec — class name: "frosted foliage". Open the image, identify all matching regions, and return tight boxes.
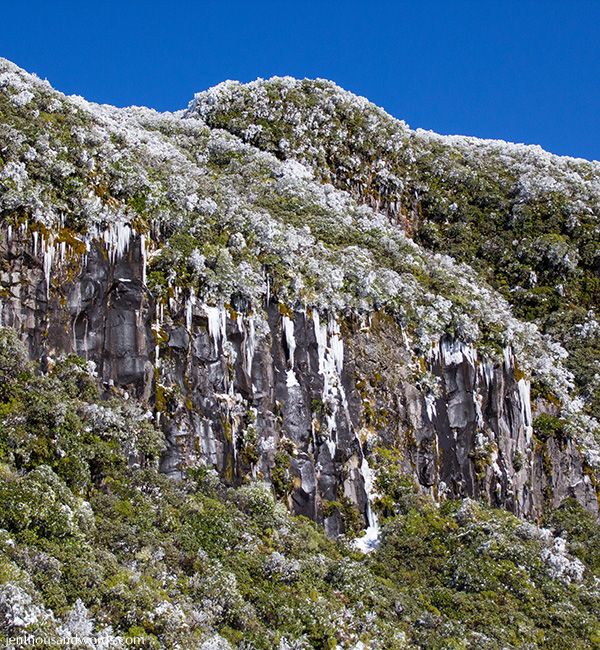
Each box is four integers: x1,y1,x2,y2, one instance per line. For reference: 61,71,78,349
264,551,301,582
0,57,598,462
541,538,586,585
199,635,234,650
190,75,600,211
60,599,93,638
56,599,125,649
0,584,54,629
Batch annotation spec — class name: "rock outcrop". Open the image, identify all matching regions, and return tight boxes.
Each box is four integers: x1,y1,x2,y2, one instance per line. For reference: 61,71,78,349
0,58,598,538
1,223,597,535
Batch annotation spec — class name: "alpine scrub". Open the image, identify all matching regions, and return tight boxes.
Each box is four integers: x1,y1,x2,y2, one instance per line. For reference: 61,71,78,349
1,59,600,648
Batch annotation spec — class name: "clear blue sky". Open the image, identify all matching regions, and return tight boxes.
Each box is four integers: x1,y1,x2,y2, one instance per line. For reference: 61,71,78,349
3,1,599,160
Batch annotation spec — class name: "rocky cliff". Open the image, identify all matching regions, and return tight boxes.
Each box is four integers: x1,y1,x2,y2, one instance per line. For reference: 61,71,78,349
3,58,600,649
0,59,599,544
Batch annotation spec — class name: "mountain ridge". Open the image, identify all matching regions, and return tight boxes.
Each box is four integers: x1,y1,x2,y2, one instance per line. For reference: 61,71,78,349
0,58,600,648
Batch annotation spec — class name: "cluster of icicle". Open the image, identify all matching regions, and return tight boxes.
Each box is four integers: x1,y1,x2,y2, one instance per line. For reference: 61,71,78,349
2,219,141,300
427,337,533,441
282,309,380,552
426,337,534,496
171,298,382,552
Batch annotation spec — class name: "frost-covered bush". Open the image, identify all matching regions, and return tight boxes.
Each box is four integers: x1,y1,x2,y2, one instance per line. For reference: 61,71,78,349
0,583,55,633
189,556,246,626
0,327,27,399
263,551,300,583
234,481,285,529
541,537,586,584
0,465,86,539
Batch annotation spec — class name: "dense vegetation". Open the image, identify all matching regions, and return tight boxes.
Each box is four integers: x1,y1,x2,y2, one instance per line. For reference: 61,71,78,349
0,329,599,648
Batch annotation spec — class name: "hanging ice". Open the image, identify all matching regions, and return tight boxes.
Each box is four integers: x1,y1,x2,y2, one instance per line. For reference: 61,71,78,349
481,361,495,387
517,378,533,442
185,288,196,331
440,338,477,367
244,317,256,379
312,311,349,435
425,394,437,421
282,314,299,387
140,233,147,285
205,306,227,352
42,237,55,299
313,311,328,376
354,457,381,553
503,346,513,371
329,318,344,373
152,304,162,369
103,221,133,264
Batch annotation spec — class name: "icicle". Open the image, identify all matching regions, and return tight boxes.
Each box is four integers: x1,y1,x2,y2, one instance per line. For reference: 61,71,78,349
282,314,299,387
441,338,465,366
425,394,437,421
313,311,328,376
354,456,381,553
517,378,533,442
152,304,162,369
482,361,494,387
218,308,227,347
474,392,485,427
265,273,270,306
282,315,296,367
185,288,196,331
311,311,350,451
103,221,133,264
328,318,344,374
244,317,256,378
312,312,346,405
326,440,336,459
140,234,147,285
205,306,227,352
463,344,477,368
401,326,410,350
42,236,55,299
6,225,12,241
32,231,38,256
503,346,513,370
360,458,379,529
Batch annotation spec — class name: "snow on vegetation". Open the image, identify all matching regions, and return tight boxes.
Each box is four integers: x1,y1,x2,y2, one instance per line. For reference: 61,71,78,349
0,57,598,457
1,59,600,650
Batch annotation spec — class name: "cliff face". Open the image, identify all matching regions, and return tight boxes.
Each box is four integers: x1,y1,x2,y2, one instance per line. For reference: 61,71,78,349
1,223,597,536
0,59,599,540
4,59,600,650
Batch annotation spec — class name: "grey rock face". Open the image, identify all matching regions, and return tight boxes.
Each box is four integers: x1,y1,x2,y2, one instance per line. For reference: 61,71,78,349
0,225,597,533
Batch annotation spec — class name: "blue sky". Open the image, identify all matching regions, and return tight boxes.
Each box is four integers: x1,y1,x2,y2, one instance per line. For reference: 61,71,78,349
3,1,599,160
